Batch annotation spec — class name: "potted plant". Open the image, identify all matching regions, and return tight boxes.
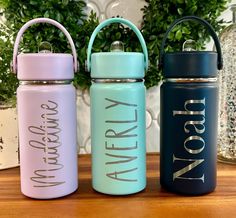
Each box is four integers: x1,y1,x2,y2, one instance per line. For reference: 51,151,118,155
142,0,228,82
0,23,19,169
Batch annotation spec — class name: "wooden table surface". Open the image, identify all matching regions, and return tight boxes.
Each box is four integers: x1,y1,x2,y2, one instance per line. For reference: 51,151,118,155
0,154,236,218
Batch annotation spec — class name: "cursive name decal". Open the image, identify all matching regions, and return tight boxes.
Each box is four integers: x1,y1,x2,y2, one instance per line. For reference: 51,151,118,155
28,100,65,187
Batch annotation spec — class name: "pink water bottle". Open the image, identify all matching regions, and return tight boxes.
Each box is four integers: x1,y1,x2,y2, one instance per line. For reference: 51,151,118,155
12,18,78,199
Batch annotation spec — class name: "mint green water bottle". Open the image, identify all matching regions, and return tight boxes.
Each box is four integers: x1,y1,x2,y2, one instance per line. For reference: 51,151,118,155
87,18,148,195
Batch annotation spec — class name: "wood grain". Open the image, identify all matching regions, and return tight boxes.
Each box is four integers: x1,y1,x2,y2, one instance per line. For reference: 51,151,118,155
0,154,235,218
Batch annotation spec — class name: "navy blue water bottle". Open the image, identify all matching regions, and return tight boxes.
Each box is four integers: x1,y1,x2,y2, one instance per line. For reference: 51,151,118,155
159,16,223,195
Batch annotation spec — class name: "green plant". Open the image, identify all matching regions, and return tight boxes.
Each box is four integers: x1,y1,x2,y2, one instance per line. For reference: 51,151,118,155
73,13,141,88
141,0,228,87
0,0,90,104
0,0,229,105
0,0,141,105
0,0,92,90
0,23,18,105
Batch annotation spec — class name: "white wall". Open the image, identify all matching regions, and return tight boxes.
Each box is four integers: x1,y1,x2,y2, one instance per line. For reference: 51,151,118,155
206,0,236,50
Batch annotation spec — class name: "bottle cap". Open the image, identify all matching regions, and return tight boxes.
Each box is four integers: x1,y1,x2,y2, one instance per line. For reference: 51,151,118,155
12,18,77,80
159,16,223,78
163,51,218,78
17,53,74,80
87,18,148,79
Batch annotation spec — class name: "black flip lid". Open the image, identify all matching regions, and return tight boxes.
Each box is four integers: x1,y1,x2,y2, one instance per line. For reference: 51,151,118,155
163,51,218,78
159,16,223,78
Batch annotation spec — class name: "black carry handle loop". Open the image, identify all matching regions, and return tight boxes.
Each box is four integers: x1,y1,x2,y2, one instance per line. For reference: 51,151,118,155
159,16,223,70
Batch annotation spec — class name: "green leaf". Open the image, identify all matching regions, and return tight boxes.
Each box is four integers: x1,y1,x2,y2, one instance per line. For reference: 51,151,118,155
62,0,69,6
97,32,104,40
56,12,63,22
44,11,49,18
182,27,190,34
126,47,132,52
190,5,197,13
29,0,38,5
115,32,121,39
149,35,156,40
177,8,183,15
175,29,182,40
105,32,110,38
168,32,175,40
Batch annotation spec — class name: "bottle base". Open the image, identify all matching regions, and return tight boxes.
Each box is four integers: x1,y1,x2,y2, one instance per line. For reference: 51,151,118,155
21,186,78,199
160,181,215,196
92,185,146,196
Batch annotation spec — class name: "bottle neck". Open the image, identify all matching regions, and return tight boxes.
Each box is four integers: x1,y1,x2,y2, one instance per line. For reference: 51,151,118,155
19,80,72,85
164,78,218,83
91,78,144,83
